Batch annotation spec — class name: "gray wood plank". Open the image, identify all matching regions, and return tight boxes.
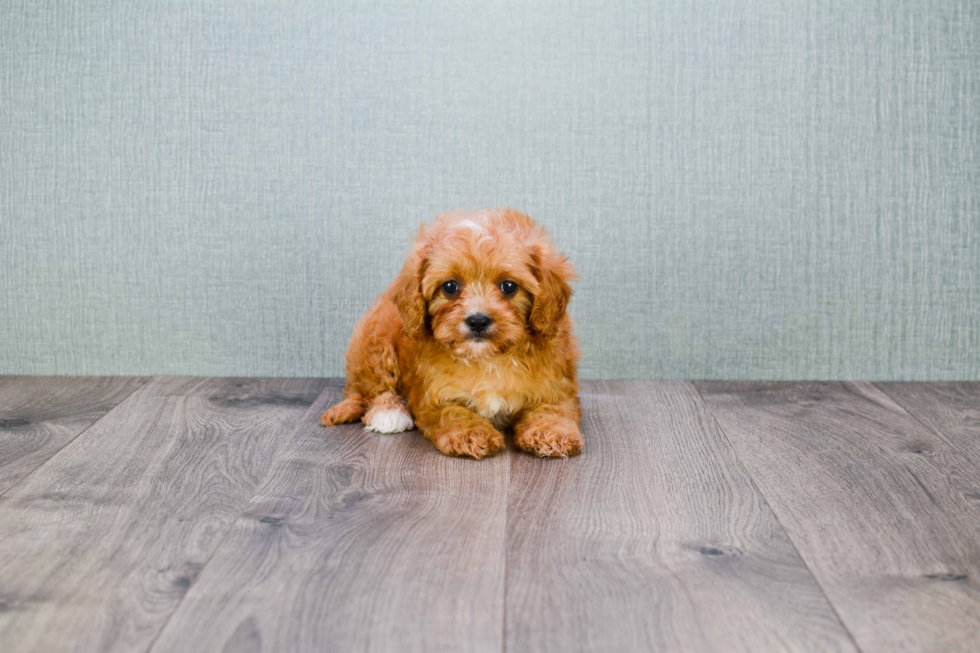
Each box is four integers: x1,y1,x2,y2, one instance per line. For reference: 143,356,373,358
696,381,980,653
506,381,856,653
149,380,510,653
876,383,980,458
0,376,327,653
0,376,147,494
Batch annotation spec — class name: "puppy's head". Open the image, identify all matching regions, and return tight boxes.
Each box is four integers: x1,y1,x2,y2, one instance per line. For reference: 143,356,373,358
395,208,574,359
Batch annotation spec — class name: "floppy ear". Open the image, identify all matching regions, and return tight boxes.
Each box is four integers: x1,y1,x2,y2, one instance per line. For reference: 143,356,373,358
529,242,575,338
394,245,429,339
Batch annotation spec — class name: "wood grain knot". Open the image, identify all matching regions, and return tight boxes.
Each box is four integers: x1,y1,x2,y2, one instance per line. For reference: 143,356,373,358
0,419,30,429
338,491,369,508
924,572,967,582
327,464,355,484
209,395,311,408
170,562,204,594
688,543,743,558
258,516,286,527
904,445,935,457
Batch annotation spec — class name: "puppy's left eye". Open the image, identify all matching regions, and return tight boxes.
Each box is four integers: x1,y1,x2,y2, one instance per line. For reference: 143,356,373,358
499,280,519,296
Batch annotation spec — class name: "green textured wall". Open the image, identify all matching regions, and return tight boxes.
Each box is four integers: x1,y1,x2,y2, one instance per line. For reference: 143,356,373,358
2,1,978,379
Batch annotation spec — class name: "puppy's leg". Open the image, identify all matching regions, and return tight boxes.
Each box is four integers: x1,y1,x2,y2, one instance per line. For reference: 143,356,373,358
321,393,366,426
514,401,583,458
415,404,505,460
322,297,407,430
362,393,414,434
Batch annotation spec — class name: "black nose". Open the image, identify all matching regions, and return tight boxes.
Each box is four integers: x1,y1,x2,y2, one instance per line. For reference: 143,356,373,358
465,313,493,333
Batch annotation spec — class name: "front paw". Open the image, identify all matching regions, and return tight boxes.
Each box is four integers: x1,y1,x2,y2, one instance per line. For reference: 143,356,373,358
515,418,583,458
426,424,505,460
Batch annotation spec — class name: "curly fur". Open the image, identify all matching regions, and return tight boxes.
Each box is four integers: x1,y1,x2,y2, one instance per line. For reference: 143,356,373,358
321,208,582,459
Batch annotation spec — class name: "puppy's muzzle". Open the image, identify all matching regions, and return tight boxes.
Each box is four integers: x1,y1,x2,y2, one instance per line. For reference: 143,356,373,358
464,313,493,337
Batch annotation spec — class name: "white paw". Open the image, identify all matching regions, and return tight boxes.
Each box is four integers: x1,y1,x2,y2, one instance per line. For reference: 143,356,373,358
364,408,414,434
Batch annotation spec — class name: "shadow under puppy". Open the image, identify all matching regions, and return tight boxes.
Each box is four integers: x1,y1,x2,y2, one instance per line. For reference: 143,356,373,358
321,208,582,459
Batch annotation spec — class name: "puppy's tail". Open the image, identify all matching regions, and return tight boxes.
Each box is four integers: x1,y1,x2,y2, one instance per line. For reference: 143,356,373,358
320,393,366,426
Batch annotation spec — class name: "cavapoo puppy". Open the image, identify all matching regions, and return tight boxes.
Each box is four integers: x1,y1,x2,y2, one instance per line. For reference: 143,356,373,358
321,208,582,459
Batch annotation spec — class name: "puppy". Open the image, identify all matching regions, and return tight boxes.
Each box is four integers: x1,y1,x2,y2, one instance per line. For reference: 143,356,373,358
321,208,582,459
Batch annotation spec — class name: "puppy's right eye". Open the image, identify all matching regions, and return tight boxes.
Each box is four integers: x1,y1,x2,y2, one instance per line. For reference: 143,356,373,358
441,280,459,296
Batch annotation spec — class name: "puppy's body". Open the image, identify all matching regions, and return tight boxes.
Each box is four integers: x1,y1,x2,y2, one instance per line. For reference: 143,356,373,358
322,208,582,459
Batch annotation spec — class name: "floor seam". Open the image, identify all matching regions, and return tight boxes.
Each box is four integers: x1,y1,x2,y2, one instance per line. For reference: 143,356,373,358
0,376,151,499
142,377,332,653
873,382,953,444
688,381,867,653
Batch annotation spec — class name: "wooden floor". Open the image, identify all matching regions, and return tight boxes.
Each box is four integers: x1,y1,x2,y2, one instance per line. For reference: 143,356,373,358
0,378,978,652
